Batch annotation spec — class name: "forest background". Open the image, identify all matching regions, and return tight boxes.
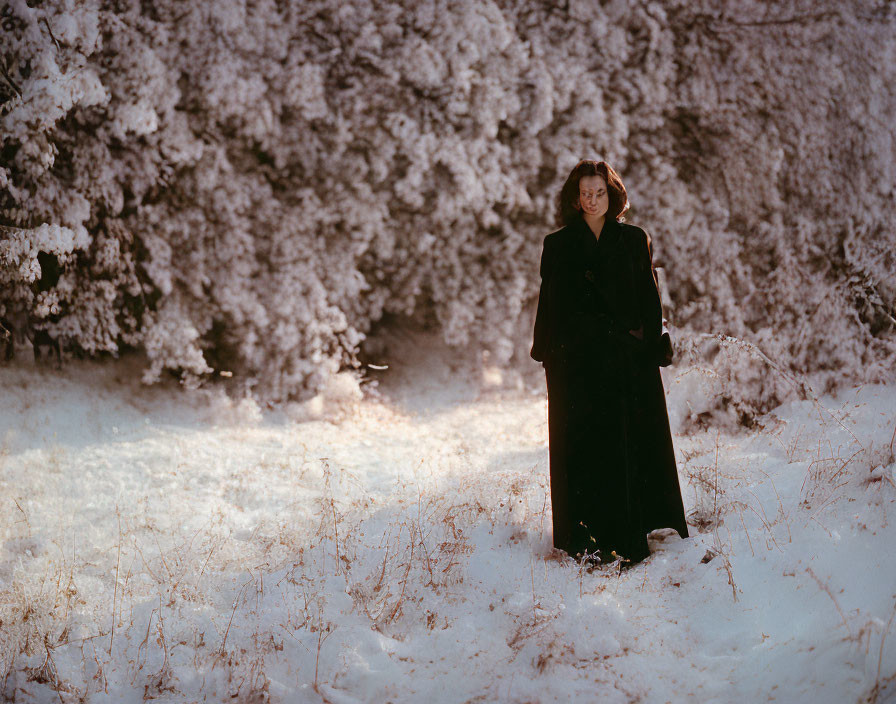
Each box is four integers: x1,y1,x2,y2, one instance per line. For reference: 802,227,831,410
2,0,895,419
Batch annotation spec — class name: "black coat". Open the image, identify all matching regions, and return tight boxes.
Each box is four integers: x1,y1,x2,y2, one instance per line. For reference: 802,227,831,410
531,215,689,563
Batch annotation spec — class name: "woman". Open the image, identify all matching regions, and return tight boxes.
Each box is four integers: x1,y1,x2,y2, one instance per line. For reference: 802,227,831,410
531,160,689,568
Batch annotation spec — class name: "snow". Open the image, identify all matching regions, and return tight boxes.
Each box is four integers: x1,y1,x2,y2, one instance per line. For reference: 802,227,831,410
0,357,894,703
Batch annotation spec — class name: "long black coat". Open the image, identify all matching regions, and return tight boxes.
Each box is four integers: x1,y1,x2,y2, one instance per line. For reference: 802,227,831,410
531,215,689,564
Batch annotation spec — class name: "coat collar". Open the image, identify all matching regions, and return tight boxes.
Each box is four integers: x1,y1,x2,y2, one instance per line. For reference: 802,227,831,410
570,215,623,251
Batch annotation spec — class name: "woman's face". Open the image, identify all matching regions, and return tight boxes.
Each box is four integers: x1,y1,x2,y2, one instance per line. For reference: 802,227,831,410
576,174,609,219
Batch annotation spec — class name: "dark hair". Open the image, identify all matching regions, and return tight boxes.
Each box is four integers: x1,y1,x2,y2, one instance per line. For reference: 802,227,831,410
556,160,629,227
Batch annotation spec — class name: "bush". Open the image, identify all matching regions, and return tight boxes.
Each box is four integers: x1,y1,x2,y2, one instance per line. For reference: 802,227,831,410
2,0,894,404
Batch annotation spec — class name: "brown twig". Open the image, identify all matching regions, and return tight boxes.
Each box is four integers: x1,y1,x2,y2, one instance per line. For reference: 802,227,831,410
313,622,336,693
196,539,219,584
530,556,537,626
806,480,850,522
219,577,253,657
735,504,754,556
110,508,122,656
741,488,784,552
712,430,721,520
712,528,738,602
754,467,794,543
42,640,65,704
385,524,415,624
805,567,851,636
133,604,159,683
888,420,896,465
40,17,61,50
13,499,29,530
876,605,896,691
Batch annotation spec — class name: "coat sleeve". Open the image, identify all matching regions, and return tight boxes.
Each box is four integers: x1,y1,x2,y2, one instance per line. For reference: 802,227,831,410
530,234,555,363
634,228,664,347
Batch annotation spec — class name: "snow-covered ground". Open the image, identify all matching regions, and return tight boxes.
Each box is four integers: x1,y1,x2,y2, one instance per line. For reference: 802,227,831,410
1,355,894,703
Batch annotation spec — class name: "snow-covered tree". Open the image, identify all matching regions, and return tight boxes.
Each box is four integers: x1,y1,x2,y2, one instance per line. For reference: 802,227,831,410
2,0,893,408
